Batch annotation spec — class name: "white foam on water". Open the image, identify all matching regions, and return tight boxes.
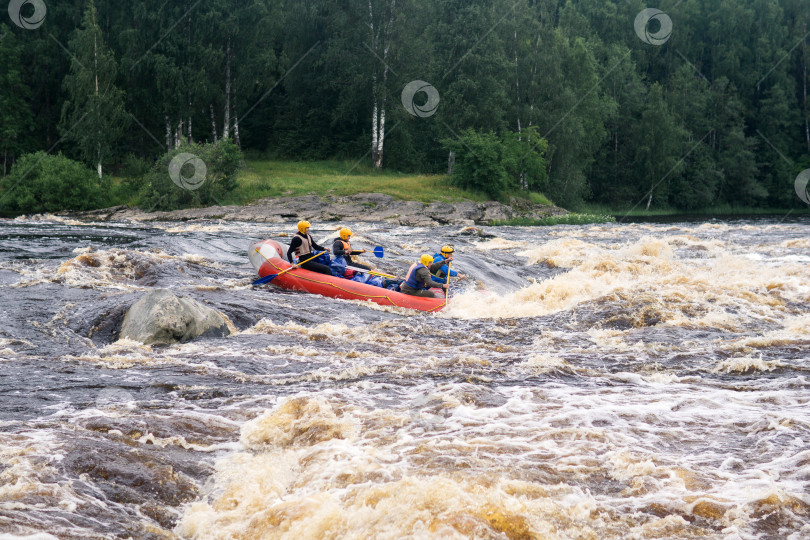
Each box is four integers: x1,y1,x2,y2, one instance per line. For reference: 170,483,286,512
175,377,810,539
472,237,529,251
440,235,810,327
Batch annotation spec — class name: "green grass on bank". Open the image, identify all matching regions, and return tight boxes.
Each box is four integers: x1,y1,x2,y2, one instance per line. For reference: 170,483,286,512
220,159,494,205
101,158,555,212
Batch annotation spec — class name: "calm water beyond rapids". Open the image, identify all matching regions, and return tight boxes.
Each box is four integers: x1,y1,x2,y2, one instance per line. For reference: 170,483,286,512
0,215,808,539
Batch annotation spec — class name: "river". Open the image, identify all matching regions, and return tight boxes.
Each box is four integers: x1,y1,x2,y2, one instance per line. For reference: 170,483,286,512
0,215,808,539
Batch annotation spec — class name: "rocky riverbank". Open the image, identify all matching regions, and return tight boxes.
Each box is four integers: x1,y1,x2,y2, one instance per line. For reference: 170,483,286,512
72,193,568,226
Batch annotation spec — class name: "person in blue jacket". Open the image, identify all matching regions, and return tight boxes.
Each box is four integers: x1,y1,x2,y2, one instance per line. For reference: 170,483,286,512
400,254,448,298
429,245,466,283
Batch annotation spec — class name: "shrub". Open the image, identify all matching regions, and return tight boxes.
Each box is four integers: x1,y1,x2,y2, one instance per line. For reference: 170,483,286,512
0,152,107,216
442,127,548,199
442,130,508,199
139,139,243,211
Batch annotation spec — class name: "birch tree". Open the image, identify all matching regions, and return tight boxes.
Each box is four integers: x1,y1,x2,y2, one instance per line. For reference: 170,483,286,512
368,0,397,169
60,0,127,177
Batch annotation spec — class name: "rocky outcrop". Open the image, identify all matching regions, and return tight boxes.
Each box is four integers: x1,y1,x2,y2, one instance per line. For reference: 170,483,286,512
73,193,567,226
119,289,232,345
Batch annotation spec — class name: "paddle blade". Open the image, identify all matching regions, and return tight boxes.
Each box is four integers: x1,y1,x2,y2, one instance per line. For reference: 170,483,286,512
252,273,277,286
373,246,384,258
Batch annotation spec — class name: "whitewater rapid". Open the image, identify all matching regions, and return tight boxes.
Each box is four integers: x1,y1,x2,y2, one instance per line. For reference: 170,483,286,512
0,216,808,539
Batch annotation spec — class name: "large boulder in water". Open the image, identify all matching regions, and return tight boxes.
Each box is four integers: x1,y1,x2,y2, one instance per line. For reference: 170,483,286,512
120,289,232,345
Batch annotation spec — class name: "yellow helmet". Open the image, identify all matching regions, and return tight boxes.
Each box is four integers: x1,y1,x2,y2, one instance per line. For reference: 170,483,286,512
339,227,353,240
440,245,455,255
420,254,434,267
297,220,311,234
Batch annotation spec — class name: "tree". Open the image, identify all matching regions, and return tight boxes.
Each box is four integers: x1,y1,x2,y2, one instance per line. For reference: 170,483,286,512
0,24,32,176
710,78,763,204
633,84,688,209
367,0,397,169
59,0,128,178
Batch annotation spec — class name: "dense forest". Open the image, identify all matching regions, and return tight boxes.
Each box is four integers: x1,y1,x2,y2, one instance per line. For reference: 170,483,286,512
1,0,809,210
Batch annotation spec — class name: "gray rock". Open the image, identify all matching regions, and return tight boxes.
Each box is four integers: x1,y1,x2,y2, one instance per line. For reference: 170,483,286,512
455,226,495,238
67,192,568,226
120,289,231,345
480,202,514,222
398,215,440,227
455,202,485,222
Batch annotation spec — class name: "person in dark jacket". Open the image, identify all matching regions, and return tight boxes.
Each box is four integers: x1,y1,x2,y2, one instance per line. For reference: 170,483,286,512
400,254,448,298
286,220,332,275
332,227,371,271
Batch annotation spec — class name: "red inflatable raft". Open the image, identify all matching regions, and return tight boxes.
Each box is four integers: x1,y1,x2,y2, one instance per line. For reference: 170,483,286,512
248,240,447,313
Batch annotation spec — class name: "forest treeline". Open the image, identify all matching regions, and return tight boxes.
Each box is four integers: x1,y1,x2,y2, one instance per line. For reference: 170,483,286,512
1,0,809,210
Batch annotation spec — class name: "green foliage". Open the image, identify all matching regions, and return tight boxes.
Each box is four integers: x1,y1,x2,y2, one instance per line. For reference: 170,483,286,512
501,126,549,193
59,0,128,177
8,0,810,211
120,154,152,178
443,130,509,199
0,152,107,216
528,192,553,206
139,139,243,211
0,24,32,174
442,128,549,199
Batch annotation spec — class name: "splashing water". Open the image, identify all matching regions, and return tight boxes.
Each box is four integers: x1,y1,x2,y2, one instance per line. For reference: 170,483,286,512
0,216,808,539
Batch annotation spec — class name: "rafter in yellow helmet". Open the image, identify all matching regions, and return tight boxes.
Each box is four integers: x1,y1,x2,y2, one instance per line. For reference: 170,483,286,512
297,220,311,234
339,227,353,240
420,254,434,267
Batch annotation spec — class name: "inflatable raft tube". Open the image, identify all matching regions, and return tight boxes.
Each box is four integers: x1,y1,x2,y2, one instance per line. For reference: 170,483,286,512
248,239,447,313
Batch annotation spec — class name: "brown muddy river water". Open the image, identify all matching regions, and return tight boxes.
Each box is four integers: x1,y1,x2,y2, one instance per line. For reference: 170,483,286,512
0,216,808,539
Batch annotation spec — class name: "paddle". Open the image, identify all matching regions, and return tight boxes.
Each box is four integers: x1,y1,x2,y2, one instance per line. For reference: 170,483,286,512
348,246,383,257
345,265,398,279
444,260,453,303
253,250,326,286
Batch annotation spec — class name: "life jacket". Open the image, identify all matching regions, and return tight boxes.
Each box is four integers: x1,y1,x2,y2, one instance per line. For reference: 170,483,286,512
404,263,428,289
294,232,314,258
431,253,457,279
336,239,352,255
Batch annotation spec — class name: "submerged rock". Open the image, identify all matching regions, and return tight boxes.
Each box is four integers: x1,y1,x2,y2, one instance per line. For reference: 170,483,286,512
120,289,232,345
